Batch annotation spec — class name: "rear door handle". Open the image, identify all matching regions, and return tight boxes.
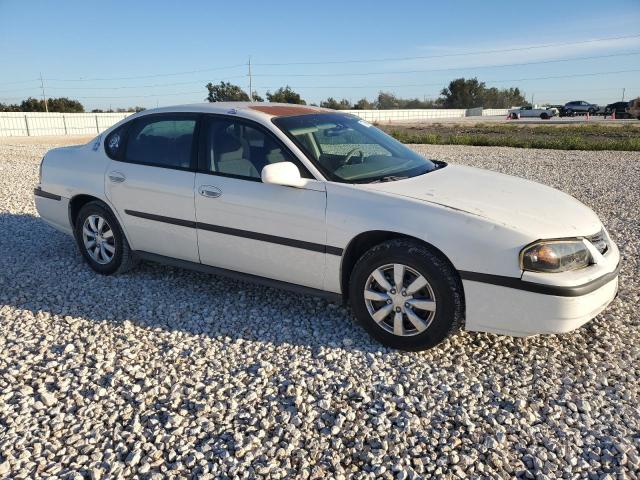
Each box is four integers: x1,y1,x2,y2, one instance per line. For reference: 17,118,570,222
199,185,222,198
108,171,126,183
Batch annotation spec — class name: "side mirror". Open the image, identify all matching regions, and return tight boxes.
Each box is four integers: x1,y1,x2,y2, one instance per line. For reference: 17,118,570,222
261,162,306,188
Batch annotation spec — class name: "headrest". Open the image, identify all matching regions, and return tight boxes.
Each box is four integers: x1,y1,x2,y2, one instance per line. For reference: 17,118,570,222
215,130,243,155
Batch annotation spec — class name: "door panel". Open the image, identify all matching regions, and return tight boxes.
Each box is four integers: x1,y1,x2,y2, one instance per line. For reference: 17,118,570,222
195,173,327,289
106,161,199,262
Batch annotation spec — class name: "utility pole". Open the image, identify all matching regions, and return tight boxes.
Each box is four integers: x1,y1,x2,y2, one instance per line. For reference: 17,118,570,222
39,72,49,113
248,56,253,102
531,93,534,106
622,88,626,101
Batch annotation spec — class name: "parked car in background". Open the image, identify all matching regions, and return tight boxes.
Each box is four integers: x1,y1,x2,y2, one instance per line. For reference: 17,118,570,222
34,102,620,350
508,105,558,119
563,101,599,116
626,98,640,119
604,101,631,118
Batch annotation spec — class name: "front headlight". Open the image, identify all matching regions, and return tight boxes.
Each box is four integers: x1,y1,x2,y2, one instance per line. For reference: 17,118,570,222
520,239,592,273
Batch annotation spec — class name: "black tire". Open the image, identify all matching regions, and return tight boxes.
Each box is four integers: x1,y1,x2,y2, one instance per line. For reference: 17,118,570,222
349,239,464,351
74,201,137,275
540,113,549,120
565,109,574,117
510,113,519,120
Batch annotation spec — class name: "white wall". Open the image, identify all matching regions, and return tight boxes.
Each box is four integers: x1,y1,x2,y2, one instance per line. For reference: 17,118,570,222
482,109,510,116
0,108,512,136
343,109,468,123
0,112,133,137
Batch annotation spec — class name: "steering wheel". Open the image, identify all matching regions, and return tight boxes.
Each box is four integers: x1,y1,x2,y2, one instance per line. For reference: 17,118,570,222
344,147,365,165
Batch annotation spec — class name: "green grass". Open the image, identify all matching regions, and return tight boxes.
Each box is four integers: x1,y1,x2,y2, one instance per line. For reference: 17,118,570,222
387,125,640,151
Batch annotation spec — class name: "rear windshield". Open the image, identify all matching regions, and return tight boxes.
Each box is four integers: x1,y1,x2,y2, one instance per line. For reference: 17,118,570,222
273,113,438,183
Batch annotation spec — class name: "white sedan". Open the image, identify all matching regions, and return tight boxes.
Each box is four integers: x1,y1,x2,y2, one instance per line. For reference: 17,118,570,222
35,103,620,350
509,105,558,119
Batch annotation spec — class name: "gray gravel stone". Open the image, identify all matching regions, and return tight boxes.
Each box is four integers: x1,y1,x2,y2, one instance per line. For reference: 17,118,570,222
0,141,639,478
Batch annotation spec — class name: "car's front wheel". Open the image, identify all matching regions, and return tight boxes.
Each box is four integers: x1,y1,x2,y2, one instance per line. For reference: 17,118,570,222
349,239,464,350
74,201,136,275
540,113,549,120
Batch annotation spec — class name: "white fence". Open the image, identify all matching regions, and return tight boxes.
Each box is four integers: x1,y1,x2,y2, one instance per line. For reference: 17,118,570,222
344,109,468,123
0,108,511,137
0,112,133,137
339,108,509,122
482,108,510,117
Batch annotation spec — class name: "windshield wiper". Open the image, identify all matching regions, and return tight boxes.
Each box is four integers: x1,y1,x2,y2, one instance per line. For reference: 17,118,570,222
369,175,409,183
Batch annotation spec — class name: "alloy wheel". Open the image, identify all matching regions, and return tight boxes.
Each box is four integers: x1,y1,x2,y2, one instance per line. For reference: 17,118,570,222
82,214,116,265
364,263,437,337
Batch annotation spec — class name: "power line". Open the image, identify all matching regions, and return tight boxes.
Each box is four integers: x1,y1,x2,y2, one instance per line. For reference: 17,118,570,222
3,50,637,96
6,69,634,101
0,63,247,87
1,33,638,87
39,73,48,113
71,91,205,100
252,68,640,89
0,75,247,93
252,51,640,77
45,62,248,82
46,75,246,91
253,34,640,66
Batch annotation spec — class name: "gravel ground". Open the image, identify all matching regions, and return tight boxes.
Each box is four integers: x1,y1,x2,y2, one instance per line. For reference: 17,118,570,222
1,141,639,479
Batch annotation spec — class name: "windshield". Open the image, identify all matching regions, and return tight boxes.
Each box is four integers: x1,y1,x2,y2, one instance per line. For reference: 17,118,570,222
272,113,439,183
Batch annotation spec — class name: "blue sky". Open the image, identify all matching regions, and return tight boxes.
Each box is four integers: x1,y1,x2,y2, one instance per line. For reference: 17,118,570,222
1,0,639,110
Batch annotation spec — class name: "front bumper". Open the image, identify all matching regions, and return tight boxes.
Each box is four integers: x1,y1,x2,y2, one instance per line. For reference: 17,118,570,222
462,238,620,337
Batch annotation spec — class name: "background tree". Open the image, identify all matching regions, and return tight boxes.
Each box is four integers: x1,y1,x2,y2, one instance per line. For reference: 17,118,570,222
440,78,486,108
376,92,402,109
9,97,85,112
481,86,526,108
0,102,21,112
266,86,306,104
440,77,526,108
319,97,352,110
352,98,375,110
251,91,264,102
206,81,250,102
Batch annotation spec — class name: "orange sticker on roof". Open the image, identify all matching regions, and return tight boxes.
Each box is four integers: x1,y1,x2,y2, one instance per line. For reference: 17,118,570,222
248,105,327,117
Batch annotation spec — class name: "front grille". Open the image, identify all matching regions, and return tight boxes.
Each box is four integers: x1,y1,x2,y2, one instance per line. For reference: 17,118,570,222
586,229,608,255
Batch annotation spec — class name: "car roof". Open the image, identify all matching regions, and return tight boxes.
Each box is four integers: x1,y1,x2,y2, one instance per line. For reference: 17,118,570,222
131,102,334,123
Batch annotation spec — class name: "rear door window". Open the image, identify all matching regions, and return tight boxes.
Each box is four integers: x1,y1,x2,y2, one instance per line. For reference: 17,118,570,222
124,115,198,170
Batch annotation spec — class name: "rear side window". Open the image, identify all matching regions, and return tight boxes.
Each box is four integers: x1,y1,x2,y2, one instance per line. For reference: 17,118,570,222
124,115,197,169
105,124,129,160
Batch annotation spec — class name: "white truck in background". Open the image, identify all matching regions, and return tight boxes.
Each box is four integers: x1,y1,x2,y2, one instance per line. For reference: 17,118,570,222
508,105,559,120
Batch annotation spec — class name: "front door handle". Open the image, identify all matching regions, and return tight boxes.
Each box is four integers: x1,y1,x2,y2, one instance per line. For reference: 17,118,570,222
199,185,222,198
108,171,126,183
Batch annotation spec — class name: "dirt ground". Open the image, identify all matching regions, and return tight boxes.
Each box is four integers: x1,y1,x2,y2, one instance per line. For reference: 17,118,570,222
0,135,94,146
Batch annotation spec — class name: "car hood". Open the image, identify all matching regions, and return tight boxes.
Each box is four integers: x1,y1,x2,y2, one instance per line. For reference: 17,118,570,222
361,164,602,238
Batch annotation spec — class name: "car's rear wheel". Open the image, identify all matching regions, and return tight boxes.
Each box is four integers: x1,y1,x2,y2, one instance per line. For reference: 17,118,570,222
349,239,464,350
74,201,136,275
540,113,549,119
510,113,519,120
